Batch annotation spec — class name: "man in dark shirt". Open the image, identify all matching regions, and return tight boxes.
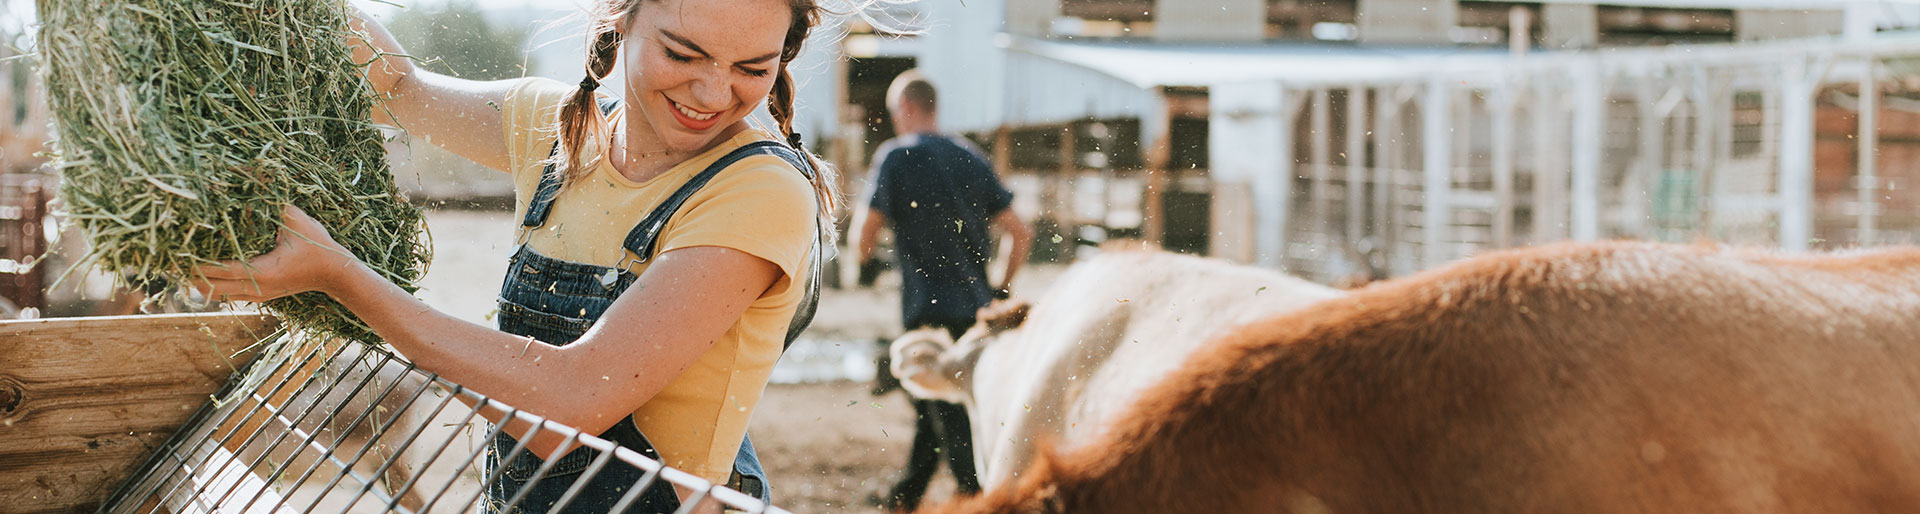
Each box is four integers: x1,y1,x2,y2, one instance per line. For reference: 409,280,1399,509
856,70,1032,512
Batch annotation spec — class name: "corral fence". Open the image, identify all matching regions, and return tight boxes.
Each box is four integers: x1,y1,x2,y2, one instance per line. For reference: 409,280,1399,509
1213,33,1920,282
88,330,789,514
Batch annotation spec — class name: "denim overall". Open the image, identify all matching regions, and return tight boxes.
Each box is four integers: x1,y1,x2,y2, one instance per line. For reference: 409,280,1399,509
484,129,824,513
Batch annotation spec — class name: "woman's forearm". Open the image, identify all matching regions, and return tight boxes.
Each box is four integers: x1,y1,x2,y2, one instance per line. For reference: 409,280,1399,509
321,260,613,456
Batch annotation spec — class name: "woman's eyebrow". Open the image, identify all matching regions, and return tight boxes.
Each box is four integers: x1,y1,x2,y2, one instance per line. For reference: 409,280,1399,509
658,29,780,65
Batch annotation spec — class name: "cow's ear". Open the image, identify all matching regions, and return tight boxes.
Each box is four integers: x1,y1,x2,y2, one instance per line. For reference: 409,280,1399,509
979,299,1031,333
890,328,968,402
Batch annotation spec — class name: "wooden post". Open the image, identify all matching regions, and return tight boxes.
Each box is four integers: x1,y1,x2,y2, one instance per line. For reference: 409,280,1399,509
0,313,279,514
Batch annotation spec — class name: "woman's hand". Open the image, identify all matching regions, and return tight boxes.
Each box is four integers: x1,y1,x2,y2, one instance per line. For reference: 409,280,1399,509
191,204,361,303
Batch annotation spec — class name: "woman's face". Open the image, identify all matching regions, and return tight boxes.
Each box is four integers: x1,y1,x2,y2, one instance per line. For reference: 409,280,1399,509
619,0,790,153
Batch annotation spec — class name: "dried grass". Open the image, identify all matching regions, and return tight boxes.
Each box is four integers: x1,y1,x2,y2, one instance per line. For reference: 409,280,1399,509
38,0,427,343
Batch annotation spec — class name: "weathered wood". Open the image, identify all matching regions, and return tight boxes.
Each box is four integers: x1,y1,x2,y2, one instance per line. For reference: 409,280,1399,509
0,312,279,514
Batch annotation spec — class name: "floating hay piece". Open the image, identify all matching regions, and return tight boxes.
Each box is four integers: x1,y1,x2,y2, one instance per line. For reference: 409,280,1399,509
39,0,428,344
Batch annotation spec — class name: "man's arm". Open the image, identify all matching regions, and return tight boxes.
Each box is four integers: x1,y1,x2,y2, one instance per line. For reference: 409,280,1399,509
856,206,887,264
990,208,1031,296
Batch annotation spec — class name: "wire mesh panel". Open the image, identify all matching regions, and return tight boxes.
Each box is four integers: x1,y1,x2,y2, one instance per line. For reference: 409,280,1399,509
98,334,789,514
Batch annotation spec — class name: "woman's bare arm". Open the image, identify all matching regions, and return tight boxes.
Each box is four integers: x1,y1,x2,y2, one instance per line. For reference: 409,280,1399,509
349,7,516,172
194,206,781,458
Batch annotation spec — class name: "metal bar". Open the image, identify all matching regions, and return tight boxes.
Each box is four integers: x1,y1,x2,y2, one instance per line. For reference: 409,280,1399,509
1571,60,1603,242
1346,86,1368,244
132,340,354,513
1779,55,1819,251
1635,79,1664,239
1857,56,1879,245
379,384,479,514
668,487,714,514
604,458,665,514
1688,67,1717,241
1530,77,1564,243
417,398,514,514
215,347,393,513
253,353,423,513
107,338,318,514
1492,83,1516,248
1422,76,1453,267
303,358,445,514
448,404,546,514
547,438,623,512
1310,88,1333,255
153,340,357,510
496,430,584,514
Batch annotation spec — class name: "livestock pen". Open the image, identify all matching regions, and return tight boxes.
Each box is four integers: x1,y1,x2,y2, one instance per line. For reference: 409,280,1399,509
0,312,794,514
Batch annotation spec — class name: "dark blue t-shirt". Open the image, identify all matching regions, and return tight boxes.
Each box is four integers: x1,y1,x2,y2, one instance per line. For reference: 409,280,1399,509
867,133,1013,327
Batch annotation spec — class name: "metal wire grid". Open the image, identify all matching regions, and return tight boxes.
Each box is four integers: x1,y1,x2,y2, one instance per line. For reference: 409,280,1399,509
97,334,790,514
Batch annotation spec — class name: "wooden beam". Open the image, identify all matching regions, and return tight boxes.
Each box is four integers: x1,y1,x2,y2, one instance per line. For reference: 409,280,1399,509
0,313,279,514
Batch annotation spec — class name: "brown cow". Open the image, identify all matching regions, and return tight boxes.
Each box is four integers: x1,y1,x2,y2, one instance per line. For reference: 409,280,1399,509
920,241,1920,514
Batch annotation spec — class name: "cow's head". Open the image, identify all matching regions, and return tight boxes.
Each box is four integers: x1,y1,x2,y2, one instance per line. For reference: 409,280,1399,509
889,299,1032,404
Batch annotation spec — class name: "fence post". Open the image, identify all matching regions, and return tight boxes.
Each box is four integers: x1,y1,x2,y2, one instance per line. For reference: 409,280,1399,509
1571,59,1603,242
1422,76,1453,267
1857,56,1879,245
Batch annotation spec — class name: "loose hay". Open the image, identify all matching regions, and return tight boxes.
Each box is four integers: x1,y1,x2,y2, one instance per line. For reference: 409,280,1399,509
38,0,428,343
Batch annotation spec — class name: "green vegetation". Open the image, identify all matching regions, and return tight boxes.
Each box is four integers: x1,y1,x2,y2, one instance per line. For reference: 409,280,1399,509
37,0,427,344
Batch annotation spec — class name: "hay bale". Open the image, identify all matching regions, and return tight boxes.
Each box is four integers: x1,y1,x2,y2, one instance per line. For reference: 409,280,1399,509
38,0,428,343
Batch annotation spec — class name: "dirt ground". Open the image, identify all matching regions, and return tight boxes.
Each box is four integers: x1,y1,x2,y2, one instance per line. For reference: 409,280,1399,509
411,209,1061,513
749,382,961,513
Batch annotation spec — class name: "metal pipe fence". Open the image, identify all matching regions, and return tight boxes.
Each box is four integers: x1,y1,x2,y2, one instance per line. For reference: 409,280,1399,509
98,334,788,514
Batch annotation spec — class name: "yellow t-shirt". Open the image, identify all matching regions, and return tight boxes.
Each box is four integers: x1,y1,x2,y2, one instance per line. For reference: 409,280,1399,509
499,77,813,481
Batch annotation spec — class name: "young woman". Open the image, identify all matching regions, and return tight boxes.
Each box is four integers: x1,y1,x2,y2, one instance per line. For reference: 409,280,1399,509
192,0,841,511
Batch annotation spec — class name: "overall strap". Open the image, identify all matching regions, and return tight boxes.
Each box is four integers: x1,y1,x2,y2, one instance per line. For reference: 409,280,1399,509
618,141,814,259
520,97,623,230
619,140,825,349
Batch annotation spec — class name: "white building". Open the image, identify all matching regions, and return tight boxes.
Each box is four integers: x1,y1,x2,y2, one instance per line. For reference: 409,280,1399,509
796,0,1920,281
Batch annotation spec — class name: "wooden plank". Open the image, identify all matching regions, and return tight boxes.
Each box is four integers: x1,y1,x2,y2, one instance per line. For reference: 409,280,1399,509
0,312,279,514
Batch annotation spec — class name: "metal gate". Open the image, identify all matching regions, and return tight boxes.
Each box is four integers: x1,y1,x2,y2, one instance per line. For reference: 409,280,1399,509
97,333,788,514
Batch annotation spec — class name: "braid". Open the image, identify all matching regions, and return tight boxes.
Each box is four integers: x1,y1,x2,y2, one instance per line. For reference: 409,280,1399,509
552,11,626,188
769,63,840,246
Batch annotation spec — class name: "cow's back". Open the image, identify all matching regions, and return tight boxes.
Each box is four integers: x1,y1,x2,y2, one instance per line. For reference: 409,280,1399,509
931,242,1920,514
970,250,1341,486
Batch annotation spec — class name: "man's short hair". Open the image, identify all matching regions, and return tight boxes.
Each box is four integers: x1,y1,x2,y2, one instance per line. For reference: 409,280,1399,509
888,70,937,113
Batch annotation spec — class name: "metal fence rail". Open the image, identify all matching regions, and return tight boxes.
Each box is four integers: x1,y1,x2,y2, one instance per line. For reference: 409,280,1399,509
98,334,788,514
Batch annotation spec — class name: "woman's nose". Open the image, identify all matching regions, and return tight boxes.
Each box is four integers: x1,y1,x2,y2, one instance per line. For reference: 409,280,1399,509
689,63,729,108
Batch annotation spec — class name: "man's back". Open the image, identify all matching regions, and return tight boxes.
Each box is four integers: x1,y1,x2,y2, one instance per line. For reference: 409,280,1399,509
867,132,1012,324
